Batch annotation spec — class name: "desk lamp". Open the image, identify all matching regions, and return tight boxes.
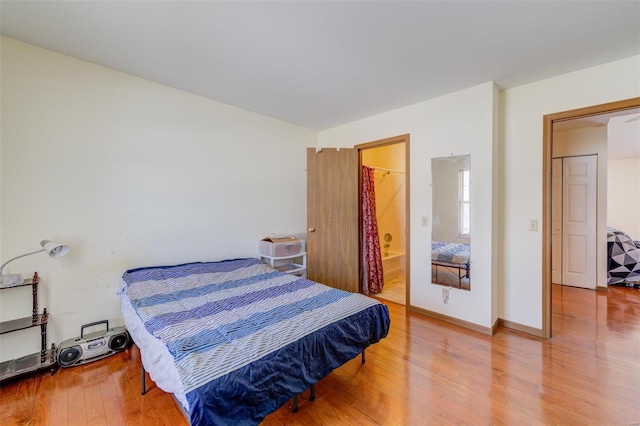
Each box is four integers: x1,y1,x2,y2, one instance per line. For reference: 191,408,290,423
0,240,70,287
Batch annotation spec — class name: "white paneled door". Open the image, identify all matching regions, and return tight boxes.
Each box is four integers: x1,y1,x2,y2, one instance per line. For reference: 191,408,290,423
561,155,597,289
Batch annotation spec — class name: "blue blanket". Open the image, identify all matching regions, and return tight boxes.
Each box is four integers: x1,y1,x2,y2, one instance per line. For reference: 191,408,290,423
122,258,390,425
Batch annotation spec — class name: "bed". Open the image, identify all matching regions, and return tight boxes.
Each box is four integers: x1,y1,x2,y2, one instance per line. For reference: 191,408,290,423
431,241,470,287
118,258,390,425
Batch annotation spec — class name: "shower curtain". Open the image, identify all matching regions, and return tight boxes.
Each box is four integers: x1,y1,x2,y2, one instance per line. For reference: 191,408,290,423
362,166,384,293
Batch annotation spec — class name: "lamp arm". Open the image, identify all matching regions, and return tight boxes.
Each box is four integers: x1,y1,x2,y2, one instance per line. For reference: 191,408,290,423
0,249,45,275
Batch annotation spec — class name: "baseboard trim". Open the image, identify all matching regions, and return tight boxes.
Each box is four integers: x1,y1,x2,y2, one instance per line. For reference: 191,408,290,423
498,318,545,338
407,305,545,338
407,305,494,336
491,317,500,335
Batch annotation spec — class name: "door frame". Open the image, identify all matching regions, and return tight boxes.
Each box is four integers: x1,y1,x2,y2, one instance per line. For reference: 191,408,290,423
355,134,410,304
542,97,640,338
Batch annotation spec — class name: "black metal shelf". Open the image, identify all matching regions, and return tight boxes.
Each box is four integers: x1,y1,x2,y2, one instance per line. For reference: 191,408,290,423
0,277,36,289
0,346,56,382
0,311,48,334
0,273,57,382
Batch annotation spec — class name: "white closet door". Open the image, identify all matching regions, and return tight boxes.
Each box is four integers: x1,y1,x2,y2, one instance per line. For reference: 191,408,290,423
551,158,562,284
562,155,597,289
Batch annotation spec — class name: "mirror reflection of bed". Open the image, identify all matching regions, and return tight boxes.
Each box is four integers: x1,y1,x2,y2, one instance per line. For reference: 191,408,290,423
431,154,471,290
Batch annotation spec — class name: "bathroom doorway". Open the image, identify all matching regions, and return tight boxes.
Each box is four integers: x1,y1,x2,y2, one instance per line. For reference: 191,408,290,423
357,135,409,305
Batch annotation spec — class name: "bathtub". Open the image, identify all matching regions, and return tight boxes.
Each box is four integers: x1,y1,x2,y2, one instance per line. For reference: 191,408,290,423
382,250,405,282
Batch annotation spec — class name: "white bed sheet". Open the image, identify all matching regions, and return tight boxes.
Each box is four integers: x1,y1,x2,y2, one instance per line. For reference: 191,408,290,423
118,284,189,410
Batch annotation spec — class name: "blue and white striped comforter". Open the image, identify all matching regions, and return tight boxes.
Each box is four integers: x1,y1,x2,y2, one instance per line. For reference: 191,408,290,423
121,258,390,425
432,241,470,264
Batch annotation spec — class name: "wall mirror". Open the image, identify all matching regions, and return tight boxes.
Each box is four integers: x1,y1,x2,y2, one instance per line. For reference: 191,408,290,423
431,154,471,290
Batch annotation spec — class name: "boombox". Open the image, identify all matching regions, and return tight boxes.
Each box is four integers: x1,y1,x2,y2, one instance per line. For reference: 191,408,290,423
57,320,130,367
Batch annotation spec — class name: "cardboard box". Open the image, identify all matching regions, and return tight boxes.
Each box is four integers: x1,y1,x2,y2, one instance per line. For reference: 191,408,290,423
259,236,303,257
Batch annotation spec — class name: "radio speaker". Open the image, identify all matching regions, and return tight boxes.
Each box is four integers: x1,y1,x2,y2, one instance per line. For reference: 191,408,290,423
57,320,130,368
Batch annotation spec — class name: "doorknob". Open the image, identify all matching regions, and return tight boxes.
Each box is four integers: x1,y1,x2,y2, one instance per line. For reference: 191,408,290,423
308,227,316,232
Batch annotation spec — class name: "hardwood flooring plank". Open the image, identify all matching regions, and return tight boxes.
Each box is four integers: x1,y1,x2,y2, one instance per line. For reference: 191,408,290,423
48,391,69,425
0,379,19,423
10,375,37,424
66,380,88,425
30,373,52,426
100,376,128,426
84,382,107,424
1,284,639,425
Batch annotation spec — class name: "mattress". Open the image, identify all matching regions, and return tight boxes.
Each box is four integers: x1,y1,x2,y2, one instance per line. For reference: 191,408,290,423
432,241,470,264
118,258,390,425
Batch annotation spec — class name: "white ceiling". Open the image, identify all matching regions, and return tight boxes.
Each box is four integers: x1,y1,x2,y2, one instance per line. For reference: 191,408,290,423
1,1,639,131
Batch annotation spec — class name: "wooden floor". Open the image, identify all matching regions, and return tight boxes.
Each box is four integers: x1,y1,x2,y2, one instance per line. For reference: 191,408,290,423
1,284,639,425
376,276,406,305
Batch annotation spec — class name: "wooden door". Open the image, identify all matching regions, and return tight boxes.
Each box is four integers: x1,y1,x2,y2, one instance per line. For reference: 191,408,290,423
551,158,562,284
307,148,359,292
561,155,597,289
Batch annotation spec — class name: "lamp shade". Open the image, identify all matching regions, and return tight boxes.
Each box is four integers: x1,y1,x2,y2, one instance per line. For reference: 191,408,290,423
40,240,70,258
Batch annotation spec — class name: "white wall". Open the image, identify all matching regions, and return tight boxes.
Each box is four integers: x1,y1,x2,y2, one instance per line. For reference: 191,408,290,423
553,126,608,288
0,38,316,362
319,82,500,329
320,56,639,333
608,157,640,238
502,56,640,329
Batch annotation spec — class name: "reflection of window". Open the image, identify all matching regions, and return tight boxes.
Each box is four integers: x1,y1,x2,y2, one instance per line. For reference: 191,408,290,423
459,169,470,236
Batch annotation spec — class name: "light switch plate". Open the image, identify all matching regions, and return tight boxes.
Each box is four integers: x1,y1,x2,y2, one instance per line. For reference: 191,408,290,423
528,219,538,232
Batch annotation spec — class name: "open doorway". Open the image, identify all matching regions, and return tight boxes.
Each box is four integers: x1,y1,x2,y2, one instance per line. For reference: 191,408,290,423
542,97,640,337
356,135,410,306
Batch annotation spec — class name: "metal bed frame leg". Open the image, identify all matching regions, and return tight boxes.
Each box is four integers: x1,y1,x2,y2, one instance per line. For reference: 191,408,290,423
141,364,147,395
293,385,316,413
362,349,366,364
